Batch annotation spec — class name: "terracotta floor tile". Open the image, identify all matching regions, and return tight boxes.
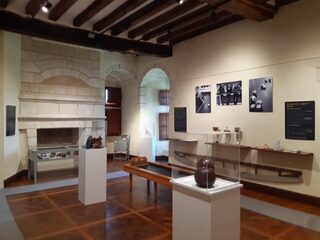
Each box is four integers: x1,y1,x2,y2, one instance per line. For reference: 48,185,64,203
14,209,75,239
6,191,42,201
241,209,292,237
48,189,81,207
112,190,155,210
63,200,129,225
241,227,269,240
8,196,54,216
139,204,172,228
37,230,87,240
84,213,165,240
278,226,320,240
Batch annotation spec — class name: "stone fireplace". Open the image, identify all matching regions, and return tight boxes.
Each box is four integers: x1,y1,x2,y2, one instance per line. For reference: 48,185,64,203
18,36,105,170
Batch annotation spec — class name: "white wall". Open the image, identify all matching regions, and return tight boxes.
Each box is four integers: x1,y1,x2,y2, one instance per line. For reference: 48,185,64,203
0,31,4,188
135,0,320,197
140,69,169,157
3,32,21,180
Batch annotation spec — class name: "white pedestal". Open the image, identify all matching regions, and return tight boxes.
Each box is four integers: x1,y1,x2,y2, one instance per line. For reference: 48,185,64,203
171,176,242,240
78,148,107,205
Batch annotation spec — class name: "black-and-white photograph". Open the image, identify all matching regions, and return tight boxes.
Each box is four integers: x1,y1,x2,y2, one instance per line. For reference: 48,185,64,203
249,77,273,112
216,81,242,106
195,85,211,113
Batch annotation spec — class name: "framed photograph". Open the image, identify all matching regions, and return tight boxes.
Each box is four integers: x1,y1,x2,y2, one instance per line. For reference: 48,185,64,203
285,101,315,140
174,107,187,132
249,77,273,112
6,105,16,136
216,80,242,106
195,85,211,113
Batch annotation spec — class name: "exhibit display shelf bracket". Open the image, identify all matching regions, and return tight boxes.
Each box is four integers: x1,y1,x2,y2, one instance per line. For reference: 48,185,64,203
253,147,313,156
205,142,251,149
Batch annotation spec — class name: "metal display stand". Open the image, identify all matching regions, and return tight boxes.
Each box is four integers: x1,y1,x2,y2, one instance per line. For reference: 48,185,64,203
28,145,79,184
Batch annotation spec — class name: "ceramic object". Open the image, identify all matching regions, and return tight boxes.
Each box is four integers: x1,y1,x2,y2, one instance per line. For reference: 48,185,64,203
194,158,216,188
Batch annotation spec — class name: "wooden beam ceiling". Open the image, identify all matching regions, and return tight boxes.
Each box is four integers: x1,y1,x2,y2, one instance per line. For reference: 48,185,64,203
0,0,9,8
142,5,214,41
128,0,203,39
25,0,43,17
219,0,276,21
170,11,244,45
110,0,177,36
49,0,78,21
0,10,172,57
73,0,114,27
93,0,146,32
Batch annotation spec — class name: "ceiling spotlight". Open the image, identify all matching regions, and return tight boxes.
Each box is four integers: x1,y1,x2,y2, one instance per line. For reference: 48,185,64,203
178,0,185,5
41,1,52,13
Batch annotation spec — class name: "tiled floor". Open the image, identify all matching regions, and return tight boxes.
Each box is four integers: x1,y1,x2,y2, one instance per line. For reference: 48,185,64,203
6,176,320,240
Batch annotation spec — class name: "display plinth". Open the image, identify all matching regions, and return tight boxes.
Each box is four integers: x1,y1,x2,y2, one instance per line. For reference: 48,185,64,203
171,176,242,240
78,148,106,205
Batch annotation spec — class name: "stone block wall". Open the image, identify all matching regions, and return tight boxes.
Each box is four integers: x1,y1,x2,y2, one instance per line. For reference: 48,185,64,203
19,36,105,149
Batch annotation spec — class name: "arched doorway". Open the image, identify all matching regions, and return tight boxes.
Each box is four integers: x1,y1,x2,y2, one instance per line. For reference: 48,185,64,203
139,68,170,161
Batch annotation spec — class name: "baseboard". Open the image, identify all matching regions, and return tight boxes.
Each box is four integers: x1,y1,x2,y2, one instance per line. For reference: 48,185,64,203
155,155,168,162
4,170,28,188
241,179,320,207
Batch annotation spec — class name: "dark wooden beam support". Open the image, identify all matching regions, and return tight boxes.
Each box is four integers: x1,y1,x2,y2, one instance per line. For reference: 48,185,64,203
218,0,276,21
93,0,145,32
128,0,203,39
111,0,177,36
25,0,43,17
49,0,77,21
0,10,172,57
0,0,9,8
73,0,114,27
142,5,214,41
170,12,244,45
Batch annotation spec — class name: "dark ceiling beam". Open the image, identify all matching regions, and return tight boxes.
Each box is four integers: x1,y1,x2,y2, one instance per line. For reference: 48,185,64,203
170,13,243,45
0,10,172,57
0,0,10,8
275,0,299,8
218,0,276,21
111,0,177,36
25,0,43,17
142,5,214,41
157,10,243,44
128,0,203,39
73,0,114,27
170,12,244,46
93,0,145,32
49,0,78,21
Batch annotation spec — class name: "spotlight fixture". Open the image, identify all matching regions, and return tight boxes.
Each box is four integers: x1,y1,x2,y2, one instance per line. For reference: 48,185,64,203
41,1,52,13
178,0,185,5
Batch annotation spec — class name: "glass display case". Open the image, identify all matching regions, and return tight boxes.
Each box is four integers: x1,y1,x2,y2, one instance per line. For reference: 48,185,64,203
169,132,241,192
28,145,79,183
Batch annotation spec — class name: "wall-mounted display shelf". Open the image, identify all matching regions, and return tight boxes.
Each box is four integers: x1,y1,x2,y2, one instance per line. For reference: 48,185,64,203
205,142,251,149
253,147,313,156
174,150,303,184
169,138,198,143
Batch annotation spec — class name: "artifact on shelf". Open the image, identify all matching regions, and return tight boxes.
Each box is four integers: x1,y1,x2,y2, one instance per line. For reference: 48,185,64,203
129,156,148,166
224,127,231,144
85,135,103,149
212,126,220,131
234,127,242,144
194,158,216,188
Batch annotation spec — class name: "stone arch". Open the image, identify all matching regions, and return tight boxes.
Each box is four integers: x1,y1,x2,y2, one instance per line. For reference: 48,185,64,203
139,63,171,87
40,68,89,86
104,64,136,87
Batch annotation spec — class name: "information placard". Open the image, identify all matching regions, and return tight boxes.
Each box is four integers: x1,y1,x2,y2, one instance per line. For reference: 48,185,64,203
285,101,315,140
174,107,187,132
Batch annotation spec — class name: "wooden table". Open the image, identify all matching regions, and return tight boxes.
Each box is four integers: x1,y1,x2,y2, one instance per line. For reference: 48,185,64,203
123,162,192,202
